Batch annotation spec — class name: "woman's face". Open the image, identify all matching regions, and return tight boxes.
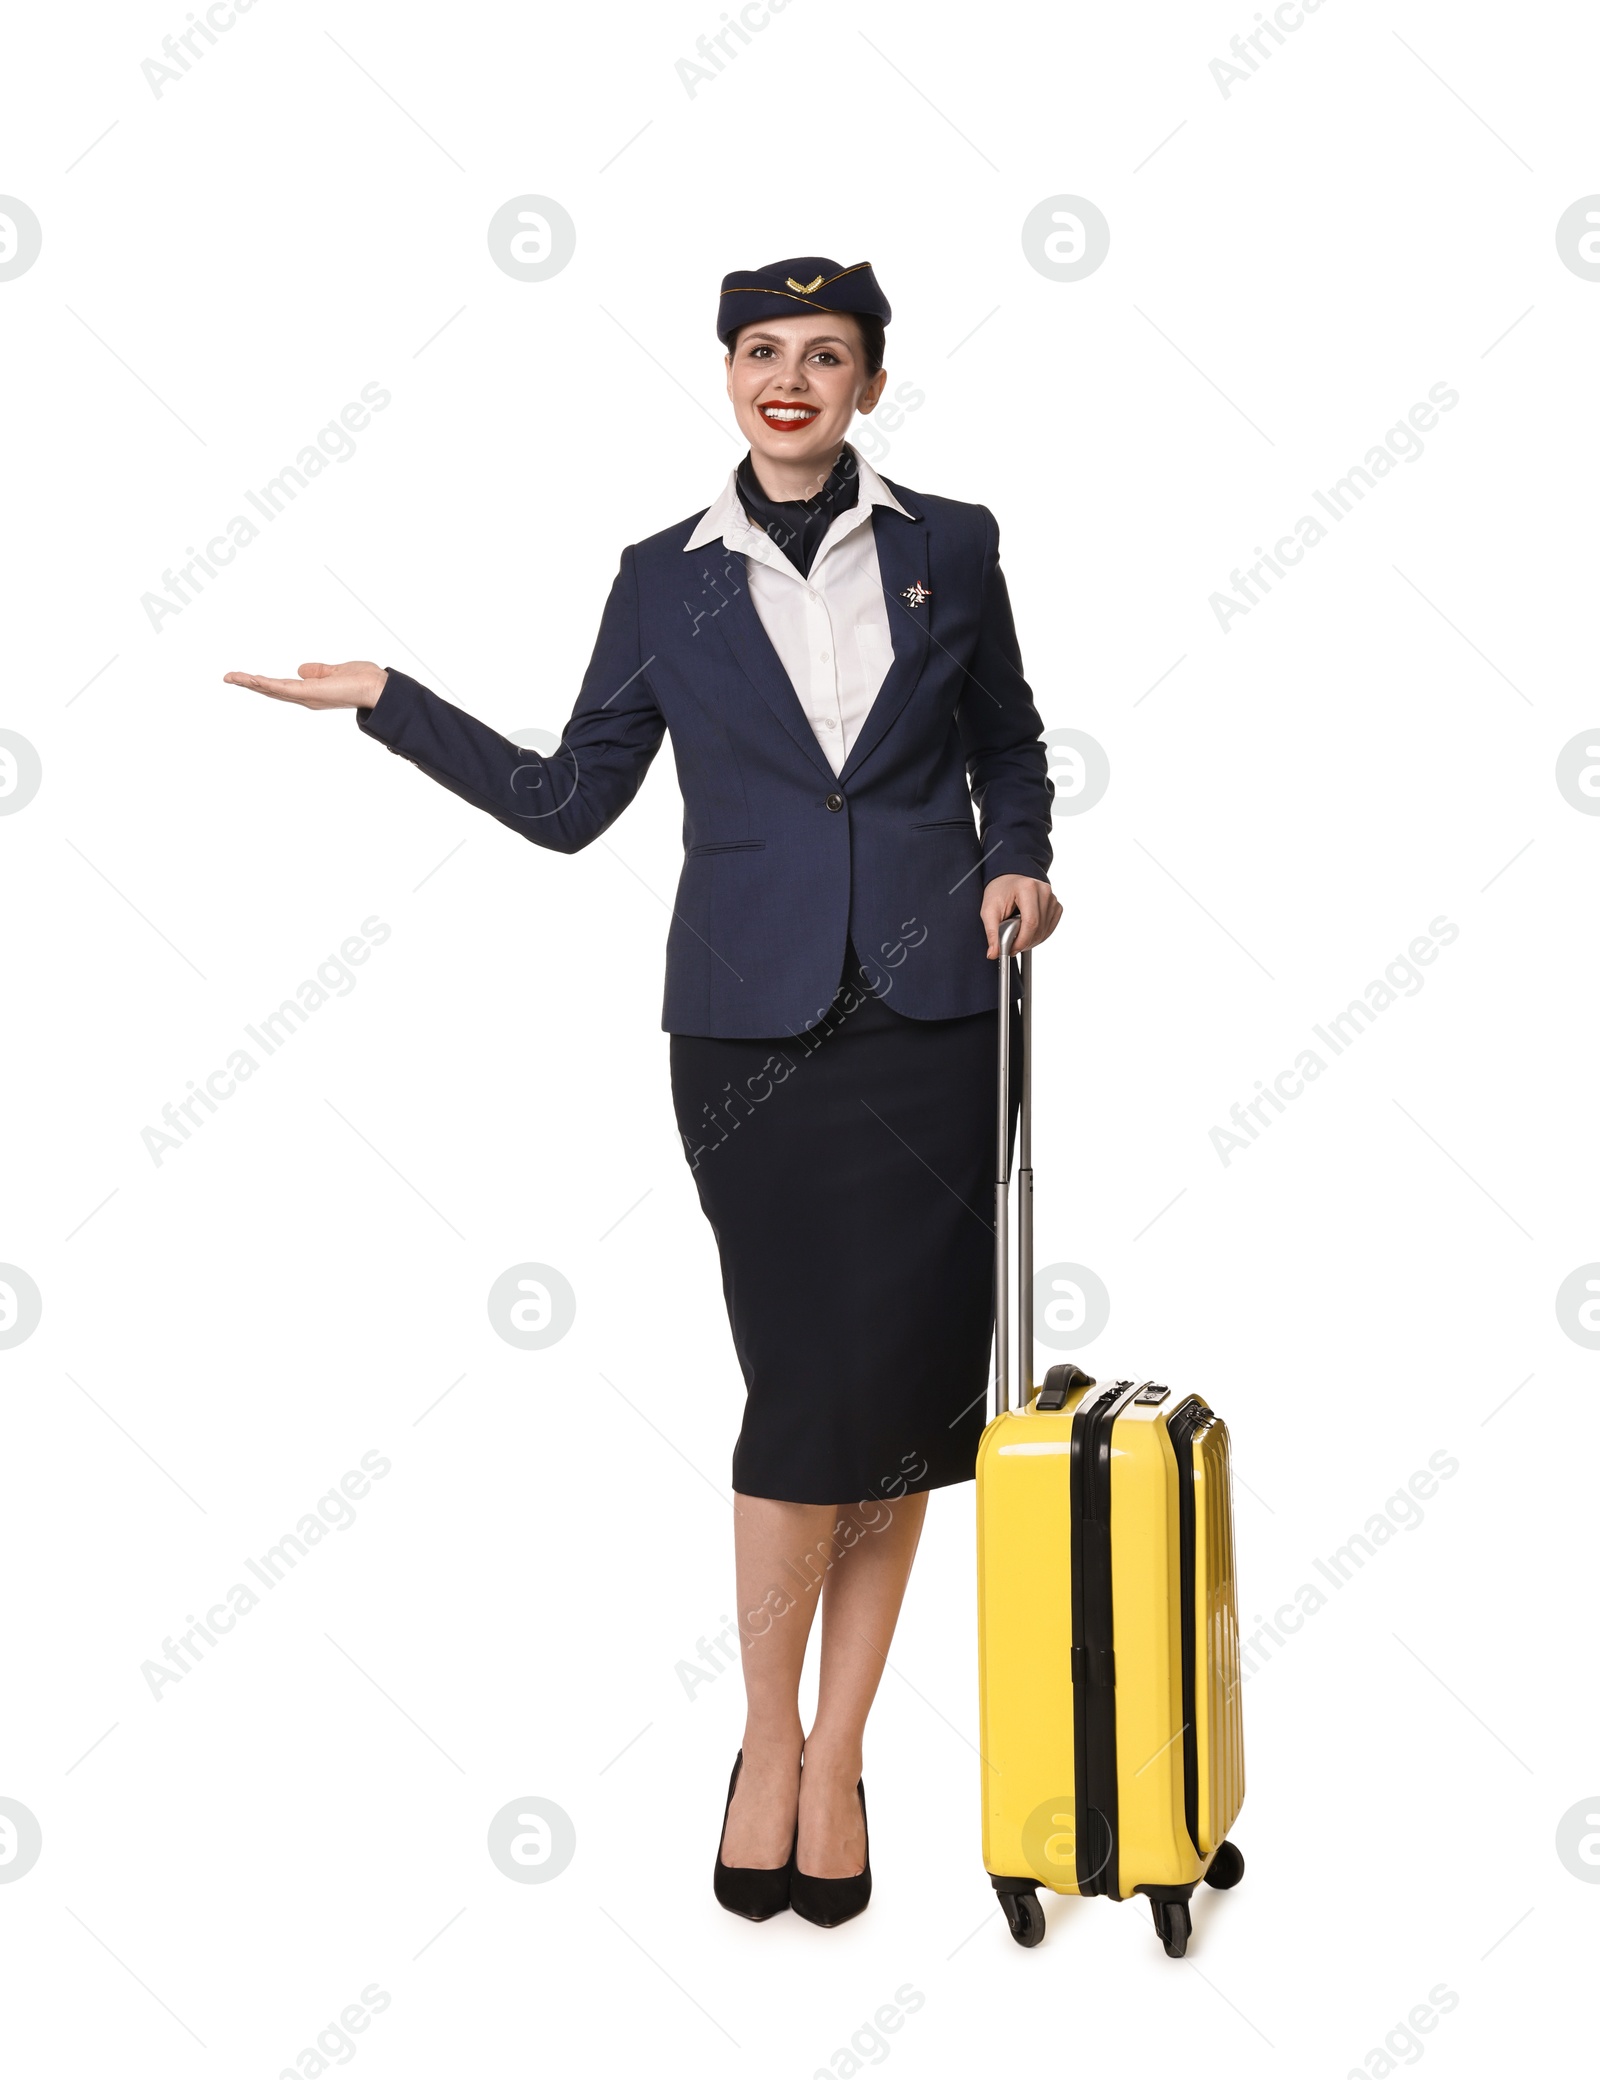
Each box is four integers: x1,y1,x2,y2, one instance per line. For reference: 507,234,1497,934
725,312,887,474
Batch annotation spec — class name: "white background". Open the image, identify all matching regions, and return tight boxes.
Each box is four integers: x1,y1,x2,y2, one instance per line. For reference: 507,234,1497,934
2,1,1595,2073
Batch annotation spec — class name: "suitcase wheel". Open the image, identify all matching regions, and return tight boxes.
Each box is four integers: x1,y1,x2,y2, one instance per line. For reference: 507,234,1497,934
1150,1897,1191,1958
999,1888,1046,1948
1202,1839,1245,1891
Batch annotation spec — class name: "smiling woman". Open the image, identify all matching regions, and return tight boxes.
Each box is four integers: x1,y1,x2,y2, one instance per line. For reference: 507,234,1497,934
221,249,1060,1935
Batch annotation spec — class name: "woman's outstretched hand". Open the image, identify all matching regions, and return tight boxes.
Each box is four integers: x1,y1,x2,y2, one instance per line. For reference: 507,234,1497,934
982,874,1063,957
222,660,388,711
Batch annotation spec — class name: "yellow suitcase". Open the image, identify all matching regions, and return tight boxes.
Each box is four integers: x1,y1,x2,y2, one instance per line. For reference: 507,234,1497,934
975,919,1246,1955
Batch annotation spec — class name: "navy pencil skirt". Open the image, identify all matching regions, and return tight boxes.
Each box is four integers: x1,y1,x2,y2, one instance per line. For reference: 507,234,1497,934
670,936,1023,1505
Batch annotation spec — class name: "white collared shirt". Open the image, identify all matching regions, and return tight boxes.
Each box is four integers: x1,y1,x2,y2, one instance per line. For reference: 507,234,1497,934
682,441,912,777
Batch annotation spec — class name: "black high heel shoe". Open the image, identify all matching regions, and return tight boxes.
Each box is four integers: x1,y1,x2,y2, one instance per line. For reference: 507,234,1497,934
790,1772,871,1927
713,1749,796,1920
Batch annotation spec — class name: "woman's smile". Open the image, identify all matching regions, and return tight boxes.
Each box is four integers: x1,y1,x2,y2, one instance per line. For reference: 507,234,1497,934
757,400,822,431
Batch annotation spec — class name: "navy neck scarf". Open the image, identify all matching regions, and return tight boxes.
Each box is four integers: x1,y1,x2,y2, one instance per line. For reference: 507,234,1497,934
735,443,861,579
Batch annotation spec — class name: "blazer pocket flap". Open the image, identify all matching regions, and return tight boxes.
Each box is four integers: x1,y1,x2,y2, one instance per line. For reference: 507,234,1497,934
686,838,768,857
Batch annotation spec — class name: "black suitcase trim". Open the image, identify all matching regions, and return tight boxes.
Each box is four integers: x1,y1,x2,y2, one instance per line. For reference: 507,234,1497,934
1069,1382,1131,1898
1168,1401,1212,1864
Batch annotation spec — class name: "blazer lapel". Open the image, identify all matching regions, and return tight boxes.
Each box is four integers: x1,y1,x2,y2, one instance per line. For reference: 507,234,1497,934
696,491,932,790
836,508,931,788
705,560,839,784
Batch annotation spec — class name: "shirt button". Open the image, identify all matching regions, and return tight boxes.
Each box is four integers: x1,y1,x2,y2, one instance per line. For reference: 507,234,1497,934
819,651,830,662
825,793,844,812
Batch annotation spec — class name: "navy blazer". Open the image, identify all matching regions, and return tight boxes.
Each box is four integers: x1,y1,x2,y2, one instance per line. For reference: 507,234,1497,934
357,475,1054,1037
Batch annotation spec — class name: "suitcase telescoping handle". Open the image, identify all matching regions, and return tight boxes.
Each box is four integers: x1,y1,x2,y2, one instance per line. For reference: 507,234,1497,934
994,912,1032,1418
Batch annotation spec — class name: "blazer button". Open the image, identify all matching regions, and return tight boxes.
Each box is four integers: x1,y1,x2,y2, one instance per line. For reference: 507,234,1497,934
825,792,844,812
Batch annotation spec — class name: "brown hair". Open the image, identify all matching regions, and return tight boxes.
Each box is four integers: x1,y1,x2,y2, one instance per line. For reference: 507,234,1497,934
854,315,886,379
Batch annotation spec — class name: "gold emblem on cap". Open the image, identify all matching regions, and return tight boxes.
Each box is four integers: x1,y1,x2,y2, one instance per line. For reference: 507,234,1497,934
785,273,825,294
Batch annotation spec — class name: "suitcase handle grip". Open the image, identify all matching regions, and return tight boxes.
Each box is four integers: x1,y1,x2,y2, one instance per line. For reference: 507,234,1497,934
994,912,1032,1417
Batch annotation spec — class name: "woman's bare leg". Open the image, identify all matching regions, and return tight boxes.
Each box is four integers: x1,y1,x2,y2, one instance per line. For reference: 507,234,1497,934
798,1490,930,1876
719,1495,833,1866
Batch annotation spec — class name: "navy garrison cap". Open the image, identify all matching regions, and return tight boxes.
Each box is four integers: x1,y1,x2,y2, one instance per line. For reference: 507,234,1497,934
717,256,891,349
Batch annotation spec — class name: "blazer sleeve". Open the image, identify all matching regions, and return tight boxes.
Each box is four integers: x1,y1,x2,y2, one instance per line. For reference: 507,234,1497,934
956,508,1055,883
354,546,665,855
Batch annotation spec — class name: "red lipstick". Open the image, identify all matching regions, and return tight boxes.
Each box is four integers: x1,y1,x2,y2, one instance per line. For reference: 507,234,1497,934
757,400,821,433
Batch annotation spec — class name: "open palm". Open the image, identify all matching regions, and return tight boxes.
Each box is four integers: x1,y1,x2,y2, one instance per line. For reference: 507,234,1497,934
222,659,387,710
